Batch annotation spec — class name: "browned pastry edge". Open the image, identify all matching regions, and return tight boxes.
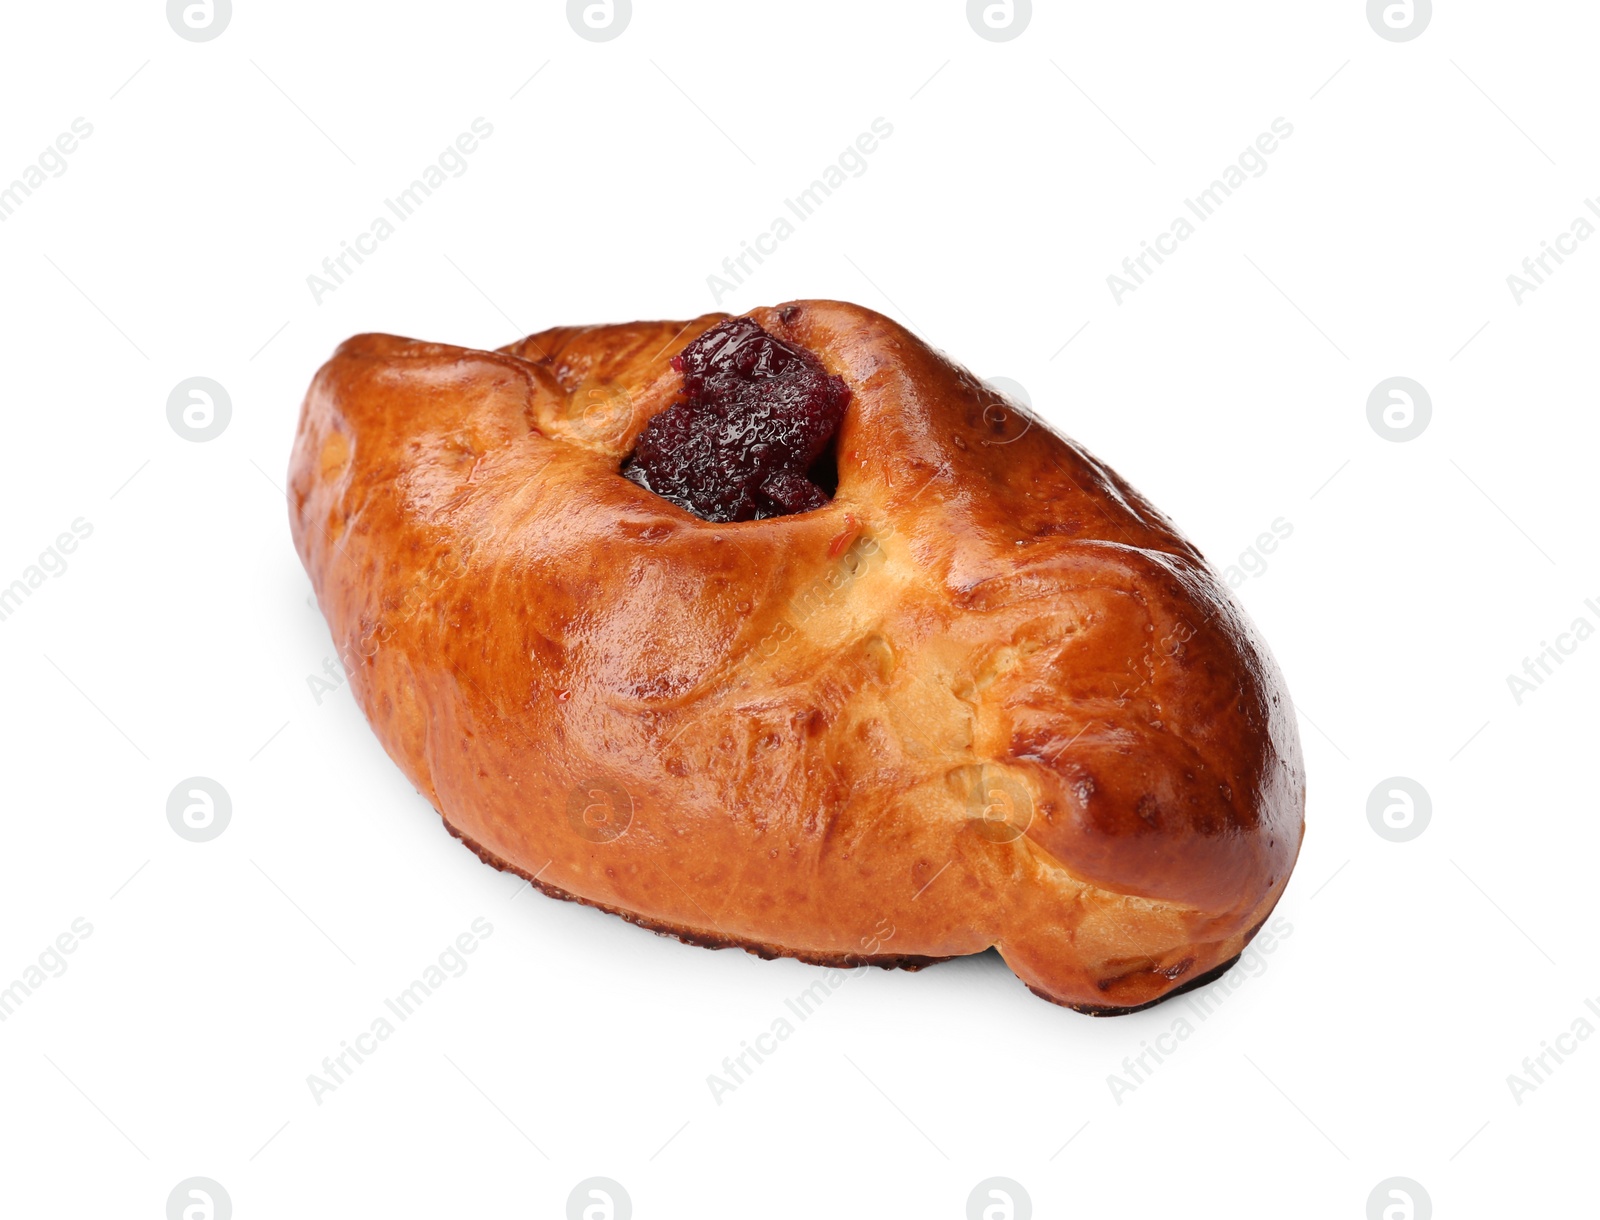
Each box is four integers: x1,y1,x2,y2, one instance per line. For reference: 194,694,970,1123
441,807,1239,1012
1042,953,1244,1017
440,811,951,971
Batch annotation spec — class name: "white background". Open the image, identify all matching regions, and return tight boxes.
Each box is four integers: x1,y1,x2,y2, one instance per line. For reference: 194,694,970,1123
1,2,1594,1217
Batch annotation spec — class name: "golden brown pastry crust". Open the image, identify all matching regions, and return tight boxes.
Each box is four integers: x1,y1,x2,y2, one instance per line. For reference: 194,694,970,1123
288,300,1305,1012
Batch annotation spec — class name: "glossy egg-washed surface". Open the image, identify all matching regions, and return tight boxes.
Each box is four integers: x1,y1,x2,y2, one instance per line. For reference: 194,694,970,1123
288,300,1305,1012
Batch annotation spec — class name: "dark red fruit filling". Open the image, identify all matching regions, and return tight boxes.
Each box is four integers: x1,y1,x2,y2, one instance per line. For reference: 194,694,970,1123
624,317,850,522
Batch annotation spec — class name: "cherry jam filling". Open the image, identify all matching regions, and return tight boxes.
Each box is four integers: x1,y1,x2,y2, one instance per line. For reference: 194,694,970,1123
623,317,850,522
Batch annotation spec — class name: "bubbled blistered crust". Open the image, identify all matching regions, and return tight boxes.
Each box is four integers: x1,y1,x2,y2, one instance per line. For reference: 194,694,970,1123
287,300,1305,1013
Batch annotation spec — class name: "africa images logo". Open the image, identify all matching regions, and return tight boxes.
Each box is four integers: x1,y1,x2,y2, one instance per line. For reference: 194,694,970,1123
967,0,1031,42
568,0,631,42
1367,0,1431,42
